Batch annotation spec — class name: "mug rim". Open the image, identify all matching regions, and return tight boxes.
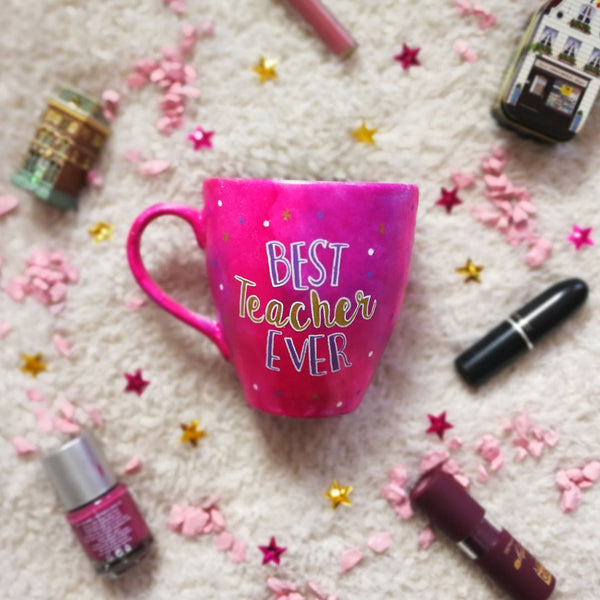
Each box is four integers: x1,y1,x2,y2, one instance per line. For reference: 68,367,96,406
204,177,418,191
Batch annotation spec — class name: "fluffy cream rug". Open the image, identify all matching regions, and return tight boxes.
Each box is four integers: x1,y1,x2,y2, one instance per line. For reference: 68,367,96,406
1,0,598,599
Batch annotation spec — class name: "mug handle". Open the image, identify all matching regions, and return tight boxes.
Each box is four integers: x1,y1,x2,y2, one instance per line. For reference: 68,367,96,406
126,203,230,360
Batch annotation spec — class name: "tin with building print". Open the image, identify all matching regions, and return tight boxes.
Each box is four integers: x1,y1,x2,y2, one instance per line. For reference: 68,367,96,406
493,0,600,142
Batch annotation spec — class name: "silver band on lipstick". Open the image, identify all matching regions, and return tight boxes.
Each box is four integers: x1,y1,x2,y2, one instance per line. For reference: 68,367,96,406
507,317,534,350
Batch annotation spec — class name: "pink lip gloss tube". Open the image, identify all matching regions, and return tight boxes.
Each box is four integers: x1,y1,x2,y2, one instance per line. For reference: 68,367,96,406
284,0,357,57
42,432,153,577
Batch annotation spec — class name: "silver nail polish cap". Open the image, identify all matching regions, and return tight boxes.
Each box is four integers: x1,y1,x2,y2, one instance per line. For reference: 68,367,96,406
41,432,117,511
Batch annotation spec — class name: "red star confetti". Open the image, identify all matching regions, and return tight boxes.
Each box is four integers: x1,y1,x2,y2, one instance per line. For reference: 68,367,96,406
435,187,463,213
456,258,484,283
124,369,150,395
259,537,286,565
394,43,421,70
426,412,454,439
187,126,214,150
179,419,206,446
567,225,594,251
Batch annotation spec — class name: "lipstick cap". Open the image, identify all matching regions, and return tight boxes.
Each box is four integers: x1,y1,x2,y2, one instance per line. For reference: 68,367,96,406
455,278,588,386
42,432,118,512
410,468,485,542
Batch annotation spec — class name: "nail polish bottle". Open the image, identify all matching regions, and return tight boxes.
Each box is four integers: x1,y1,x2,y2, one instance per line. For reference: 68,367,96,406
411,468,556,600
42,432,153,577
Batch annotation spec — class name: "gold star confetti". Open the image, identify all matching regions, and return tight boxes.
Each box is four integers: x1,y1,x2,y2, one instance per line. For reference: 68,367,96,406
180,419,207,446
351,122,378,145
20,353,47,378
324,479,353,509
88,221,114,242
252,56,278,83
282,208,292,221
456,258,484,283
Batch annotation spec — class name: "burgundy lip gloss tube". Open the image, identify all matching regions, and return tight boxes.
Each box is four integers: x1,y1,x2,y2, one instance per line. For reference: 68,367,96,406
410,468,556,600
284,0,358,57
42,432,153,577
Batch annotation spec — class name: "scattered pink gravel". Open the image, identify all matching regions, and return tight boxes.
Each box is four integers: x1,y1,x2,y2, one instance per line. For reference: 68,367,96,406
340,547,363,573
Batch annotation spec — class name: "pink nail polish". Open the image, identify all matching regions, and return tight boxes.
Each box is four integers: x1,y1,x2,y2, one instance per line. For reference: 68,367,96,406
42,432,153,577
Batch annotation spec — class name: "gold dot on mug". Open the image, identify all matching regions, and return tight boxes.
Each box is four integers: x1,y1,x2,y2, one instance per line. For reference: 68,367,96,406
263,220,270,227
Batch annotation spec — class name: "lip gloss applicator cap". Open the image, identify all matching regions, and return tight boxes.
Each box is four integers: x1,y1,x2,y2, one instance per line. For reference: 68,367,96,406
455,278,588,386
284,0,358,57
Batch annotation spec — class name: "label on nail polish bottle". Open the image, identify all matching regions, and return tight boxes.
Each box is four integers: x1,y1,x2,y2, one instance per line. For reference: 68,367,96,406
67,483,150,562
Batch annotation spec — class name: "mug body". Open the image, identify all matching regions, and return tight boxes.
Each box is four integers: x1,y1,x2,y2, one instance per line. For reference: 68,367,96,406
202,179,418,417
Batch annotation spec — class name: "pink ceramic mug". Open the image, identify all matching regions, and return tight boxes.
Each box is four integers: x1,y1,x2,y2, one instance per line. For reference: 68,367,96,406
127,179,418,417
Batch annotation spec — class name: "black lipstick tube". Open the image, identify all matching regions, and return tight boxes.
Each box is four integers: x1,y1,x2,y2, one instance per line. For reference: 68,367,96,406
455,278,588,386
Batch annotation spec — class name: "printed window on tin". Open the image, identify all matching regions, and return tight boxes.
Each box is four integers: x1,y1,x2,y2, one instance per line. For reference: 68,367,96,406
587,47,600,69
577,5,595,25
562,37,582,60
539,26,558,49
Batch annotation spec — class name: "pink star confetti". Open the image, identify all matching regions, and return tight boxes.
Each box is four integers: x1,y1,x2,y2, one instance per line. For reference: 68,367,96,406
435,187,463,213
394,43,421,71
426,411,454,439
453,39,478,63
0,321,13,339
26,388,44,402
12,436,37,456
381,463,413,520
259,537,287,565
125,23,210,136
123,455,142,475
53,417,80,434
83,404,104,426
0,194,19,217
124,369,150,395
469,148,552,267
101,89,120,123
455,0,496,29
340,547,363,573
33,407,53,432
451,172,475,190
187,126,214,150
136,159,171,176
52,334,72,357
367,531,392,553
86,170,104,189
164,0,186,14
125,295,147,310
7,249,78,313
418,527,436,549
556,461,600,513
567,225,594,251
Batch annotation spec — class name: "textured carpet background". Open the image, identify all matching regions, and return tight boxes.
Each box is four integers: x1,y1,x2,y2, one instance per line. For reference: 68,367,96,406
1,0,599,598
